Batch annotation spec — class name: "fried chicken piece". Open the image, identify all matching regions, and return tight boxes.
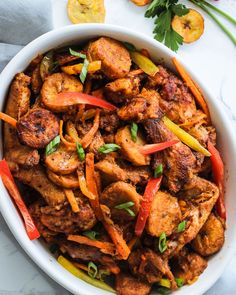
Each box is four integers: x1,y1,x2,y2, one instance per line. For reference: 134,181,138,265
116,273,151,295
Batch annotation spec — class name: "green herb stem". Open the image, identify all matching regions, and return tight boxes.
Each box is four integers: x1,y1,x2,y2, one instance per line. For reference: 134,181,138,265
189,0,236,46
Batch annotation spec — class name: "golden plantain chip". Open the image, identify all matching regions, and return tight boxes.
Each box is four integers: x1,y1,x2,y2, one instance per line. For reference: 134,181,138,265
171,9,204,44
131,0,151,6
67,0,106,24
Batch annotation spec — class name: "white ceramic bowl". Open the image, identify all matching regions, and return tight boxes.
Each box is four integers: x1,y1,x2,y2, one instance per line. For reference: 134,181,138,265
0,24,236,295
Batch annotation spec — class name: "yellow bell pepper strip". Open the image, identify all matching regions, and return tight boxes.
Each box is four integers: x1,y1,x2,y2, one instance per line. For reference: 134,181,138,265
130,51,159,76
58,256,115,293
208,141,226,220
61,61,101,75
159,278,171,288
172,57,211,123
162,116,211,157
66,121,80,142
0,160,40,240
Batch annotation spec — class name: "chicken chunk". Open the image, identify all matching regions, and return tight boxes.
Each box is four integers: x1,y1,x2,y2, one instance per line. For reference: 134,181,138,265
17,108,59,149
146,191,182,237
115,126,150,166
41,72,83,112
116,273,151,295
144,119,196,193
88,131,105,159
45,144,80,175
14,165,66,206
47,170,80,189
128,248,177,289
99,111,120,133
117,89,161,122
104,76,140,104
100,181,141,222
95,156,151,185
191,213,225,256
171,248,207,284
87,37,131,79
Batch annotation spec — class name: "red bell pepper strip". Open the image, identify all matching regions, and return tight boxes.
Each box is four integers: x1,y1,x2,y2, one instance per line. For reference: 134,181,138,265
51,92,117,111
139,140,179,155
135,176,162,237
208,142,226,220
0,160,40,240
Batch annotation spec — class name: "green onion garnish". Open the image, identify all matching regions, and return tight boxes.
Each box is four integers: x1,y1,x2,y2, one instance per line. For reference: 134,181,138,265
80,58,89,84
177,220,186,233
115,201,135,217
88,262,98,278
76,142,85,161
130,122,138,142
98,143,121,154
45,135,60,156
97,269,110,281
69,48,86,59
82,230,99,241
154,164,163,178
123,42,136,52
175,278,184,288
159,232,167,253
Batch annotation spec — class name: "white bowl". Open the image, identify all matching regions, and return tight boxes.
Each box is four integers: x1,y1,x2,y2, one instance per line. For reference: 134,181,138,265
0,24,236,295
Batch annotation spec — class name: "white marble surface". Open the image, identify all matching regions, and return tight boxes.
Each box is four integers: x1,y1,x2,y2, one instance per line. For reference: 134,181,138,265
0,0,236,294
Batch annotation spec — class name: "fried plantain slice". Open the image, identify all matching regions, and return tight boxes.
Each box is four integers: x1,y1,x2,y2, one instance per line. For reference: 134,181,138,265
171,9,204,43
131,0,151,6
67,0,106,24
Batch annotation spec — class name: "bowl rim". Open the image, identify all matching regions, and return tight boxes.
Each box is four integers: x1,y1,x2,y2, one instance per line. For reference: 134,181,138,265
0,23,236,295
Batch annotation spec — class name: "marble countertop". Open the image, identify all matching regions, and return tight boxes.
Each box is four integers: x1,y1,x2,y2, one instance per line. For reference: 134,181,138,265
0,0,236,294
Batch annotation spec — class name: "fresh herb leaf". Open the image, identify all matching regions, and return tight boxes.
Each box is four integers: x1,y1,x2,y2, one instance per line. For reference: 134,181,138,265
145,0,166,18
88,262,98,278
80,58,89,84
159,232,167,253
171,4,189,16
123,42,136,51
177,220,186,233
98,143,121,154
76,142,85,161
164,29,183,52
130,122,138,142
175,278,184,287
154,164,163,178
69,48,86,59
115,201,135,217
82,230,99,240
45,135,60,155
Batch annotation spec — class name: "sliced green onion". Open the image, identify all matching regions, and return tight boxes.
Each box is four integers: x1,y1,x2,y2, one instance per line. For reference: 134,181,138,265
154,164,163,178
130,122,138,142
69,48,86,59
177,220,186,233
97,270,111,281
159,232,167,253
45,135,60,156
88,262,98,278
175,278,184,288
76,142,85,161
123,42,136,52
98,143,121,154
115,201,135,217
82,230,99,241
80,58,89,84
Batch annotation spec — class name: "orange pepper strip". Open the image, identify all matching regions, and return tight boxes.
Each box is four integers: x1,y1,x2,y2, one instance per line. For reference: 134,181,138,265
81,109,100,149
64,189,80,213
0,112,17,127
67,235,116,256
59,120,76,150
172,57,211,123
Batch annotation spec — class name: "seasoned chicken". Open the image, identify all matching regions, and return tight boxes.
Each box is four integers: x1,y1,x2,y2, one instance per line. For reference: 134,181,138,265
144,119,196,193
14,165,66,206
116,273,151,295
100,111,120,133
192,213,225,256
87,37,131,79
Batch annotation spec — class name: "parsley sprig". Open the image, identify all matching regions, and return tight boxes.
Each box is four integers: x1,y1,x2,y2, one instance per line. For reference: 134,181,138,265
145,0,189,52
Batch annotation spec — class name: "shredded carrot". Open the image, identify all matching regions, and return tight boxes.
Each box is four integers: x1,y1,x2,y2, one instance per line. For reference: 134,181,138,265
91,88,104,99
172,57,211,123
128,237,138,251
78,173,96,200
81,109,100,148
0,112,17,127
140,48,151,58
66,121,80,142
59,120,76,150
67,235,116,256
64,189,80,213
85,153,103,221
179,112,207,129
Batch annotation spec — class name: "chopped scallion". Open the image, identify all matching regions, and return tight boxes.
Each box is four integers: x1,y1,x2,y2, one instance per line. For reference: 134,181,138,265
177,220,186,233
82,230,99,241
76,142,85,161
159,232,167,253
98,143,121,154
88,262,98,278
130,122,138,142
115,201,135,217
80,58,89,84
69,48,86,59
175,278,184,288
45,135,60,155
154,164,163,178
